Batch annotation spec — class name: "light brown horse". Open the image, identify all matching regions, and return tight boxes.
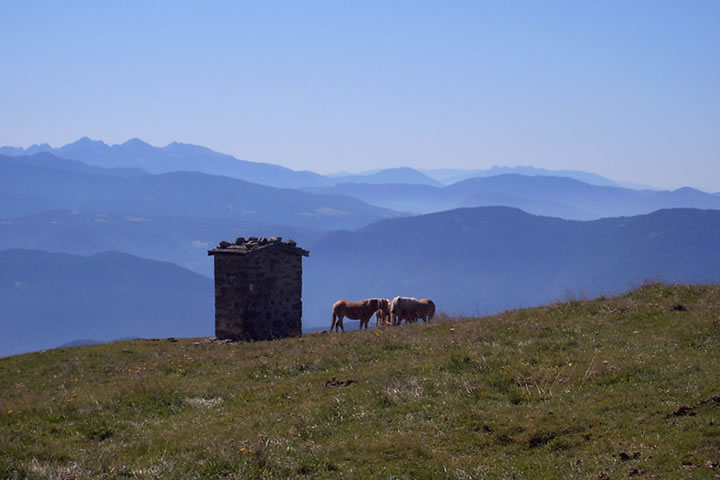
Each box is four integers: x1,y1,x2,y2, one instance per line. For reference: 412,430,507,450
331,298,384,332
374,298,392,327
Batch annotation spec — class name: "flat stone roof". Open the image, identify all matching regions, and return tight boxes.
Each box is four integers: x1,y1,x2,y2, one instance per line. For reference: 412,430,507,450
208,236,309,257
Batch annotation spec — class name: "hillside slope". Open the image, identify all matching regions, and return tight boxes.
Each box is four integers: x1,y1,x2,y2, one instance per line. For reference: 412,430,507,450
421,165,633,187
0,153,397,230
306,174,720,219
328,167,442,187
0,210,323,277
303,207,720,325
1,284,718,478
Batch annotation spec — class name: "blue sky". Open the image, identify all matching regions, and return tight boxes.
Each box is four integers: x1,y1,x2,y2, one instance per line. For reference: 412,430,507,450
1,1,718,190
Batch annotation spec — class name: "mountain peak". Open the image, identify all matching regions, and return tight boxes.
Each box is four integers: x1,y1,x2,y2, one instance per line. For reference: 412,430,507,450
24,143,53,155
121,138,152,149
673,186,701,193
68,137,107,147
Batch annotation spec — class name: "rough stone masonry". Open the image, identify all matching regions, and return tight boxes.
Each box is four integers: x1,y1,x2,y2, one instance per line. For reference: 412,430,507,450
208,236,309,341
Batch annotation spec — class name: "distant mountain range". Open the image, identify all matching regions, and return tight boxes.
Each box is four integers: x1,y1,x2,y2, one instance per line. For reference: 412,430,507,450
0,249,213,358
1,138,440,188
0,137,329,188
3,137,647,190
305,175,720,219
0,153,397,230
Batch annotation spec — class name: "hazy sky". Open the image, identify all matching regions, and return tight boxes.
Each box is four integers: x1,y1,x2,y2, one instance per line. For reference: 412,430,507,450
2,1,718,190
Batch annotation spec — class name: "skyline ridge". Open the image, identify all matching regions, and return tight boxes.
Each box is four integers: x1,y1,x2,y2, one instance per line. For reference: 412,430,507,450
0,135,696,192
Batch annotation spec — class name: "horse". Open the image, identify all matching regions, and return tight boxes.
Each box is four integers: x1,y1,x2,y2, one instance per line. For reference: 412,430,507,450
374,298,392,327
390,296,421,325
331,298,385,332
417,298,436,322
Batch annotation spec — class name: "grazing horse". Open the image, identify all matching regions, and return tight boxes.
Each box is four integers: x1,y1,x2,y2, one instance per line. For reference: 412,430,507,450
331,298,383,332
417,298,436,322
375,298,392,327
390,296,421,325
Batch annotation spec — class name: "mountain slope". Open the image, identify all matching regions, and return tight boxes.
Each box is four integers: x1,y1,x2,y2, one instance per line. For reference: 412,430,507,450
445,175,720,218
0,151,147,177
421,165,652,189
306,174,720,219
327,167,442,186
303,207,720,326
0,210,323,277
0,249,214,357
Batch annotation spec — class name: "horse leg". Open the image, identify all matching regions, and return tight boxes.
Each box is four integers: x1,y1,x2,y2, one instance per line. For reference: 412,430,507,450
331,311,338,332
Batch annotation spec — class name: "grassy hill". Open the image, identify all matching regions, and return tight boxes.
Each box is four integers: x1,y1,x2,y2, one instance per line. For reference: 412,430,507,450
1,283,719,479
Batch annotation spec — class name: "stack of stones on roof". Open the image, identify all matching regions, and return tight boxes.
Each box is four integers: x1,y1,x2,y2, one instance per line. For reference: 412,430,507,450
209,236,309,342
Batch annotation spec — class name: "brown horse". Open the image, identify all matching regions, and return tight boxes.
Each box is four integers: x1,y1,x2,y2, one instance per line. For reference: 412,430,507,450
331,298,384,332
374,298,392,327
417,298,436,322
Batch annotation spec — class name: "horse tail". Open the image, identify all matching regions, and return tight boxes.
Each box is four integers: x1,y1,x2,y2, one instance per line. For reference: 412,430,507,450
331,308,337,332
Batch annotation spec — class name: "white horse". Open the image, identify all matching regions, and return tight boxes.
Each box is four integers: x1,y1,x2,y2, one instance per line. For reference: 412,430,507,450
390,296,420,325
390,297,436,324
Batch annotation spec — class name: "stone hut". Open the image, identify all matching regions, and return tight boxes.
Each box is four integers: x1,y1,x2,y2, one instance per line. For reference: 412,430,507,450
208,236,309,341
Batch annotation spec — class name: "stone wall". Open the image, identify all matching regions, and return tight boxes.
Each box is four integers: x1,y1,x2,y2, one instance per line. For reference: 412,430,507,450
213,249,303,341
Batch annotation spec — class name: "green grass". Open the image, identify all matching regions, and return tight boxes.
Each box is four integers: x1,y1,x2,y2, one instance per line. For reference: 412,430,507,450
2,283,720,479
